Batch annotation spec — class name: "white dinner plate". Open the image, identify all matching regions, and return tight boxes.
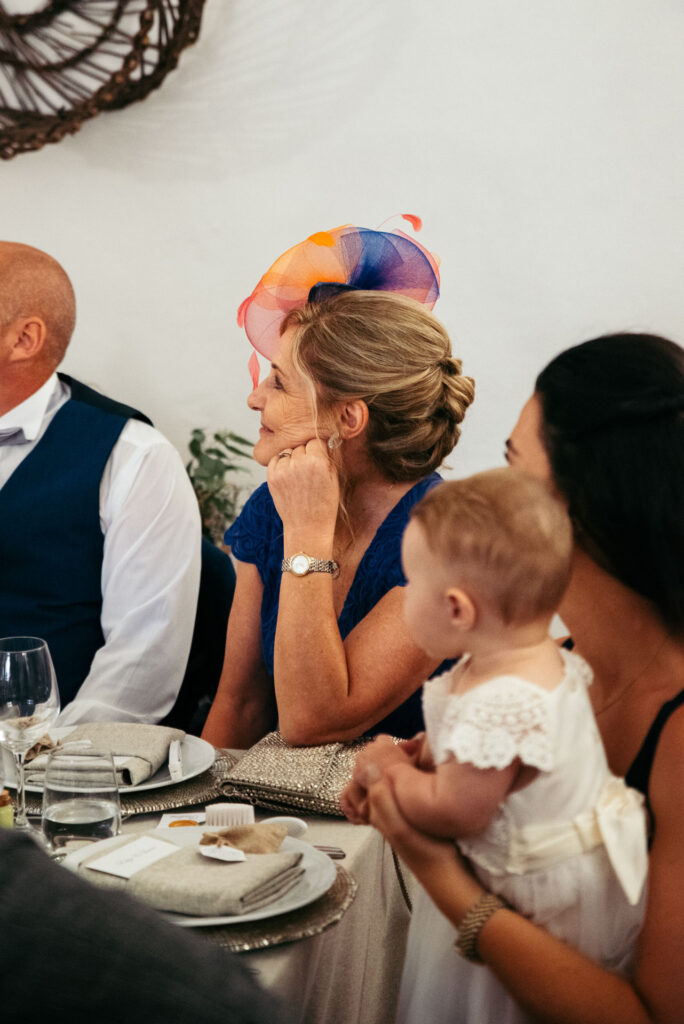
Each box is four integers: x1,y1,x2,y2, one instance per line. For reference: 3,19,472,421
62,834,337,927
1,727,216,794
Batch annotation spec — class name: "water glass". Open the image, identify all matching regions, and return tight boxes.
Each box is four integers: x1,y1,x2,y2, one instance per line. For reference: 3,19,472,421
41,744,121,854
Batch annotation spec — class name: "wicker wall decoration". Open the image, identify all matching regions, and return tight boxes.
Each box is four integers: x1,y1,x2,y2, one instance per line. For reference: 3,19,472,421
0,0,206,160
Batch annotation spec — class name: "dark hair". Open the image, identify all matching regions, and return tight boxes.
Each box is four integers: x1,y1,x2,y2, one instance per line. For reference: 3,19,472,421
535,333,684,634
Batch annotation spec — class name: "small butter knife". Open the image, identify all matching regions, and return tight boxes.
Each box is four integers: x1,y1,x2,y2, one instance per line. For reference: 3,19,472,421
313,845,346,859
168,740,184,782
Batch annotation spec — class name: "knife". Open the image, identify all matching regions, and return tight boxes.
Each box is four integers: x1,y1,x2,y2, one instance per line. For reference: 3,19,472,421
168,740,184,782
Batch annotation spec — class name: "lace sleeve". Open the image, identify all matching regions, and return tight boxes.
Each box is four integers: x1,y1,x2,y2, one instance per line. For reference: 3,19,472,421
440,677,554,772
224,483,279,568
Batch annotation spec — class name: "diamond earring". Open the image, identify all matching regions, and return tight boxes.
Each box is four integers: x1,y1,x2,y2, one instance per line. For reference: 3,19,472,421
327,432,342,451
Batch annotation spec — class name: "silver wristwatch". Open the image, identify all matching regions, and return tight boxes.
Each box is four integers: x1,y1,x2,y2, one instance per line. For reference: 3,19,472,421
281,552,340,578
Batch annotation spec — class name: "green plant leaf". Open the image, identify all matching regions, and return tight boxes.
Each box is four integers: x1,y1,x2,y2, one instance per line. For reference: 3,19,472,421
215,429,253,446
219,444,254,460
186,423,255,543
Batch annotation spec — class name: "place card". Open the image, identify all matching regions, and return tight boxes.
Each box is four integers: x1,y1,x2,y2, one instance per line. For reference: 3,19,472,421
86,836,178,879
199,845,246,863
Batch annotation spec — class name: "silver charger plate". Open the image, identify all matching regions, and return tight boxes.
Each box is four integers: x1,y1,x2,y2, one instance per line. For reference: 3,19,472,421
200,863,357,952
1,727,215,794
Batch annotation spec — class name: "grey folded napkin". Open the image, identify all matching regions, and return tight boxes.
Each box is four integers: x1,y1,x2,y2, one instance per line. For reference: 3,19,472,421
25,723,185,787
78,833,305,916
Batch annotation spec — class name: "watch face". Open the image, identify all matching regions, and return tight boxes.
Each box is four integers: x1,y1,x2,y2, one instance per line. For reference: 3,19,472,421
291,554,311,576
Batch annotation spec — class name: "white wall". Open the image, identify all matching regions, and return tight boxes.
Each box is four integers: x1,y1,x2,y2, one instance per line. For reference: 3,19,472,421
2,0,683,493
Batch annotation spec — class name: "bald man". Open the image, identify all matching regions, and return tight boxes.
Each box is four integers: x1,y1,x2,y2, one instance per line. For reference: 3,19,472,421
0,242,201,724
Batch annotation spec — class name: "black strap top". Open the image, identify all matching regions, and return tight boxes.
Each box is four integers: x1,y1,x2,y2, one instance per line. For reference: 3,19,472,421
626,688,684,800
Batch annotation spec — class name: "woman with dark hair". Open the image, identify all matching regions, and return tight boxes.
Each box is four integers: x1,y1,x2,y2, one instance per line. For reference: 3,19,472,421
348,333,684,1024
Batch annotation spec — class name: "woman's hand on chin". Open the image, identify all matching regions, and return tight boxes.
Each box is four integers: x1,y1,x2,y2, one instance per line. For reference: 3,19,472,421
267,438,340,539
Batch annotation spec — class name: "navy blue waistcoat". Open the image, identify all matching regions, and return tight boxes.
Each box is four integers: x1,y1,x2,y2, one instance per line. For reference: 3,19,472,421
0,374,151,705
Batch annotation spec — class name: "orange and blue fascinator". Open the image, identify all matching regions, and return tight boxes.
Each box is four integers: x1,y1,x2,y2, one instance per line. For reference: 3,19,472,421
237,217,440,385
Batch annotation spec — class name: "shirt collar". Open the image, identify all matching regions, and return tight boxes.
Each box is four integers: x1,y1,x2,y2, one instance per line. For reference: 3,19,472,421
0,374,62,442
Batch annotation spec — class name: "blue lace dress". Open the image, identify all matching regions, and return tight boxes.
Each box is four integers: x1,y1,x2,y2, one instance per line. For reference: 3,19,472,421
225,472,447,738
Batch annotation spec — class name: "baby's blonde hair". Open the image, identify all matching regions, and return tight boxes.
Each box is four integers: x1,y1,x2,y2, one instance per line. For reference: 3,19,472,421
411,468,572,625
282,290,475,482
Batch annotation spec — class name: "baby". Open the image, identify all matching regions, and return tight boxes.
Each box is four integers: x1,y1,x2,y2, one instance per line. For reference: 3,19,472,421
342,468,648,1024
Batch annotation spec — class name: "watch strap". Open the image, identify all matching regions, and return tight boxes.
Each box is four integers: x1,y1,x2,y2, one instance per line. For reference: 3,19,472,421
281,553,340,577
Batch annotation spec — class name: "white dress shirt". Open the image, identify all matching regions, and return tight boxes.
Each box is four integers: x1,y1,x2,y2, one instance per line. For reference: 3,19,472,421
0,374,201,725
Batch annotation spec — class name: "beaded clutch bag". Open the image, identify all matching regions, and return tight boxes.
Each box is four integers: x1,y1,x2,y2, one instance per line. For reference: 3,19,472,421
220,731,373,817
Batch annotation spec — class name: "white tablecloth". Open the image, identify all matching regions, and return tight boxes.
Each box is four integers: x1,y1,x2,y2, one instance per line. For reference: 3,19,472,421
123,810,414,1024
244,817,414,1024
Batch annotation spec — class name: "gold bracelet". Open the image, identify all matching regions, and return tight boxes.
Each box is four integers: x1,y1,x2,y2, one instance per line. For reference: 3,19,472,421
454,892,507,963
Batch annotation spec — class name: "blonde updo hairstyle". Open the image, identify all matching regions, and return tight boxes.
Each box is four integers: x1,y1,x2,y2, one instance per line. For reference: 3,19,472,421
281,290,475,483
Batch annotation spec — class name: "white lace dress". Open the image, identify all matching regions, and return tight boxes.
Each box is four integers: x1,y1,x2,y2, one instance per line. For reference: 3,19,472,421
397,648,648,1024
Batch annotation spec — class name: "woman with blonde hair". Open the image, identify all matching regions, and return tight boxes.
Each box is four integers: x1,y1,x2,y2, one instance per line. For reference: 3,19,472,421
202,224,475,748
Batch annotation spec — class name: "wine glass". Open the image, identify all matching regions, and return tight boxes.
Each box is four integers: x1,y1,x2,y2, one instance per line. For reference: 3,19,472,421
41,744,121,855
0,637,60,829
